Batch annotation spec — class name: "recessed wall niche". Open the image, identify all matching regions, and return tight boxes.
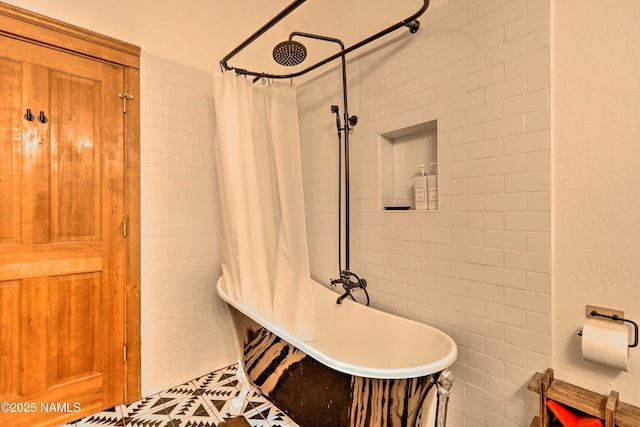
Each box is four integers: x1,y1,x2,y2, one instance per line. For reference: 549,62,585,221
379,120,438,211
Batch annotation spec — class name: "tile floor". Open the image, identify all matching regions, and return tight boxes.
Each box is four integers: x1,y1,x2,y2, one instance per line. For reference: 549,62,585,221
64,363,298,427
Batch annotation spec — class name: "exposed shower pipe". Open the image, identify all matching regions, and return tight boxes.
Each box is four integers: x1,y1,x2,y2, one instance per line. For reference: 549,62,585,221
284,32,352,275
331,104,344,278
219,0,430,79
272,30,363,300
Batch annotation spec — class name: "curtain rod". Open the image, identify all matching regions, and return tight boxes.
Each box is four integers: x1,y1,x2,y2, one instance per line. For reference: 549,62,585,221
219,0,430,80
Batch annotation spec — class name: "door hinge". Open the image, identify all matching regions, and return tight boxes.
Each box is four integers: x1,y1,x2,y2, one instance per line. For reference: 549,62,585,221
123,218,127,238
118,93,134,113
123,344,127,363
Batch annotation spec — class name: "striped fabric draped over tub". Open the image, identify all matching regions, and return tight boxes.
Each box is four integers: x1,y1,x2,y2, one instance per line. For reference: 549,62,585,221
241,327,439,427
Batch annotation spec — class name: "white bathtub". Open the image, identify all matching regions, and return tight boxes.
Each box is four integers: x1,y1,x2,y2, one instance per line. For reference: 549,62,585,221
217,275,457,427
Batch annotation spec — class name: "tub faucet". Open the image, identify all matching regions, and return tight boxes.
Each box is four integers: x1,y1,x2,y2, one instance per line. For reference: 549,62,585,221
331,270,368,305
336,290,352,305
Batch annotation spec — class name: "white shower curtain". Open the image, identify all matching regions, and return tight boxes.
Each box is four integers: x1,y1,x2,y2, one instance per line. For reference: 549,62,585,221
213,72,315,340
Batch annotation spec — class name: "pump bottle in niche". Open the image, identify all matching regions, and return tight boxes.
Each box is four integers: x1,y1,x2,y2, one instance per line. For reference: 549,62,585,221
414,164,428,210
428,162,438,210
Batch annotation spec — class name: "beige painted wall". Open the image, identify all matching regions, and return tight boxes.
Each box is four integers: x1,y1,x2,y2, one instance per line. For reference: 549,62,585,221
552,0,640,404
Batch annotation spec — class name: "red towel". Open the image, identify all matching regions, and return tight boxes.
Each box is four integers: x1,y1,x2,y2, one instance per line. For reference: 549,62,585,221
576,417,604,427
546,399,603,427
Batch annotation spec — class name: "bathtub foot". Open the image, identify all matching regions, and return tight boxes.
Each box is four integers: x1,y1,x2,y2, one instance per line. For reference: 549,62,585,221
229,359,251,416
434,369,454,427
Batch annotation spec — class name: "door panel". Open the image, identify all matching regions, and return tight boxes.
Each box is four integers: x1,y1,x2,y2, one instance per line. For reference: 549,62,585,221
19,276,49,397
50,71,101,241
0,58,22,243
0,281,20,399
21,62,51,245
0,35,126,426
49,273,101,385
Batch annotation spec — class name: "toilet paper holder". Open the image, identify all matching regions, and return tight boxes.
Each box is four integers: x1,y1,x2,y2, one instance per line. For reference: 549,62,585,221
577,305,638,348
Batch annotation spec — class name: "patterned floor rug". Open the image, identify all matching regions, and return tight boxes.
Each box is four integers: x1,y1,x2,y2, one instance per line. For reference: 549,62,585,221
63,364,298,427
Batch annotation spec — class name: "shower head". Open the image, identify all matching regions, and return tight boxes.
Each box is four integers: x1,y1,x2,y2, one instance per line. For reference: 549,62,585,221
272,40,307,66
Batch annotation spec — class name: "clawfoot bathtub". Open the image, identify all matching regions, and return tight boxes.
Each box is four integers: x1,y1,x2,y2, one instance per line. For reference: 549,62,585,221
217,276,457,427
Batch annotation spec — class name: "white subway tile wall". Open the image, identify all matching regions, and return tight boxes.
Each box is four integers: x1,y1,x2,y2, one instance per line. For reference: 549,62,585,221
298,0,550,425
140,53,236,396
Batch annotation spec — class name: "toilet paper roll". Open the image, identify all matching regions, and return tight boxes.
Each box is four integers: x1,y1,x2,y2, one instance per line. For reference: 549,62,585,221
581,318,630,371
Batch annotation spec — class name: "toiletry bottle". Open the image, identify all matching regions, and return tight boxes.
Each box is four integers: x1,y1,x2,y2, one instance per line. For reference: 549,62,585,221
427,162,438,210
414,164,428,210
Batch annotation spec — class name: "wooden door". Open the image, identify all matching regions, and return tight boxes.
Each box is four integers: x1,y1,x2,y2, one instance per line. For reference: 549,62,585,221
0,34,126,426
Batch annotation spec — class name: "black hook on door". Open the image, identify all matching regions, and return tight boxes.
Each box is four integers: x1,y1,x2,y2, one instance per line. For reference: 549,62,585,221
38,111,48,124
24,108,35,121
